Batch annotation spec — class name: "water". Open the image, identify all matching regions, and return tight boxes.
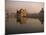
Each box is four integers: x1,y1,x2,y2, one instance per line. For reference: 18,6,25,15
6,17,44,33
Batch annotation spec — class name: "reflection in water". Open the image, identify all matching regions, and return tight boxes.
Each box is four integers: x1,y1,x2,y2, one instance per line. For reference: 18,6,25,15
17,8,27,24
5,8,44,34
6,17,44,33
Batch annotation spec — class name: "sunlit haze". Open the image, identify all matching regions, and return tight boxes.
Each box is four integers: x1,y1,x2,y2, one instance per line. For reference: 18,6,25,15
6,0,44,13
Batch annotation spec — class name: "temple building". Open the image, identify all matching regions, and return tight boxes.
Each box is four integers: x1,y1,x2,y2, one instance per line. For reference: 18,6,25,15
17,8,27,24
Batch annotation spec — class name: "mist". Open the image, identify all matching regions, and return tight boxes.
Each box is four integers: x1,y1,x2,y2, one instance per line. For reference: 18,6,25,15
5,1,44,14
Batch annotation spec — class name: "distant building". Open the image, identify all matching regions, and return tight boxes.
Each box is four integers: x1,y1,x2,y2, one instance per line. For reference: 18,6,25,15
17,8,27,24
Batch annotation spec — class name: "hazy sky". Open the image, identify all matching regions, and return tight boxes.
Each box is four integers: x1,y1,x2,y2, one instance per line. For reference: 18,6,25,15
6,0,44,13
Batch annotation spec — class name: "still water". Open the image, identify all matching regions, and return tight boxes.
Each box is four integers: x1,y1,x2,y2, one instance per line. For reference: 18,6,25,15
6,17,44,33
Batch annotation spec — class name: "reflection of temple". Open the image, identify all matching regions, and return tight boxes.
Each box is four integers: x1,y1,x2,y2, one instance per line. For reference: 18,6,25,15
17,8,27,24
17,8,44,24
6,8,44,24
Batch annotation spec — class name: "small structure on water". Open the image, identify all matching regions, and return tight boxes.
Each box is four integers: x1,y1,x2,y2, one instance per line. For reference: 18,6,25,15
17,8,27,24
